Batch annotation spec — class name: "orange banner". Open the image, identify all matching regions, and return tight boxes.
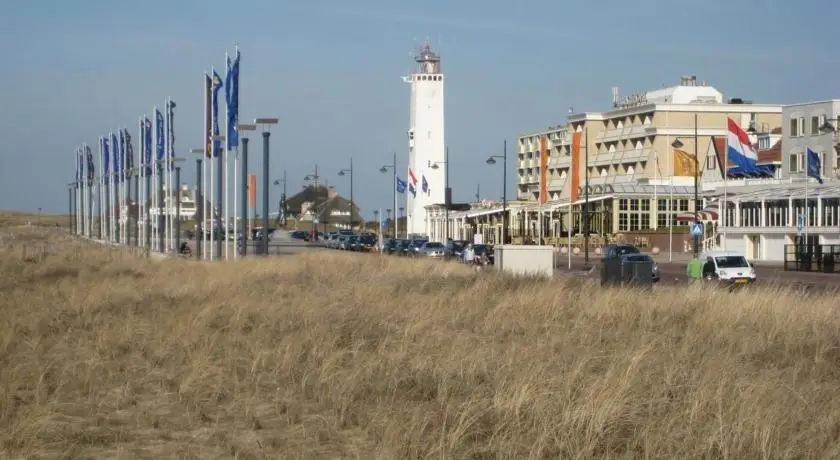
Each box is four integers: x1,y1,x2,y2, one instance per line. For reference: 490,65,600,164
673,149,698,177
248,174,257,208
570,132,582,202
538,136,548,204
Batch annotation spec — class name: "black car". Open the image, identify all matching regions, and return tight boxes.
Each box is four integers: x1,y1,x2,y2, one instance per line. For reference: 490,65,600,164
446,240,469,259
346,235,360,251
290,230,308,240
620,253,660,282
358,235,376,251
473,244,495,264
398,239,412,256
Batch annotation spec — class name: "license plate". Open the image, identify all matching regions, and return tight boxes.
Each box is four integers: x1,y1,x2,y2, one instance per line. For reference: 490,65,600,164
735,279,747,284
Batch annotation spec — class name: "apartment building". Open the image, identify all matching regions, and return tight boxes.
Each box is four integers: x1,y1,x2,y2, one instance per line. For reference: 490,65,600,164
781,100,840,180
517,76,782,202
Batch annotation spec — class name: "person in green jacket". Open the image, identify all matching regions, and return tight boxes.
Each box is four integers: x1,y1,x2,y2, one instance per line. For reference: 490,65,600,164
686,256,704,280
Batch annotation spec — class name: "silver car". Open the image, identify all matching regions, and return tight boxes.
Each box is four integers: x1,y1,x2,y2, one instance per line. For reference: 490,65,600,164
421,241,446,258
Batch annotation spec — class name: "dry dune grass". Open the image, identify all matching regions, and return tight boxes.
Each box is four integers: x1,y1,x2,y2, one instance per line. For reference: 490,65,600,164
2,229,840,458
0,212,67,228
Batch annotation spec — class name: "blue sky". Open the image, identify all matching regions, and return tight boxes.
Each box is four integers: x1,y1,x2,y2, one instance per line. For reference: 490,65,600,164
1,0,838,216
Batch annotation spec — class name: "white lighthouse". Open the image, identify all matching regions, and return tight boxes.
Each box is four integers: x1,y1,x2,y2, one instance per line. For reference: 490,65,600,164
402,40,445,237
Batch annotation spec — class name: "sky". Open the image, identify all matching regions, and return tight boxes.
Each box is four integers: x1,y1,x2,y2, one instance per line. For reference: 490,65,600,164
1,0,838,217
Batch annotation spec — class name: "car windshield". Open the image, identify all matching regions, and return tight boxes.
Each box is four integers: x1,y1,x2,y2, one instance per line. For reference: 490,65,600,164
715,256,749,268
614,246,640,256
425,242,444,249
473,244,492,253
359,236,375,244
450,240,468,250
348,236,359,242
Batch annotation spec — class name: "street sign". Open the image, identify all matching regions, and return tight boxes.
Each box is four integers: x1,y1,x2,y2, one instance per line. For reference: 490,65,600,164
691,222,704,236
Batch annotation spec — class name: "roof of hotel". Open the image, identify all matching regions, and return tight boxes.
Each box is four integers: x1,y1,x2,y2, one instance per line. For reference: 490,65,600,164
708,182,840,201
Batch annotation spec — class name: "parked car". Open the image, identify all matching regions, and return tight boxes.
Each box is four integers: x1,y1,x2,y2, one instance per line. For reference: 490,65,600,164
358,234,377,252
346,235,360,251
421,241,446,258
337,235,351,250
472,244,495,265
602,244,640,261
620,253,660,282
398,239,413,256
445,239,469,259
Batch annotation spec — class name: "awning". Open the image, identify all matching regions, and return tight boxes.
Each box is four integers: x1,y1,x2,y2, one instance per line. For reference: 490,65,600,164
676,207,719,222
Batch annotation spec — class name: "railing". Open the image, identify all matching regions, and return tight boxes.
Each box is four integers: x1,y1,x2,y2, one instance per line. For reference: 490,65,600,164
783,244,840,273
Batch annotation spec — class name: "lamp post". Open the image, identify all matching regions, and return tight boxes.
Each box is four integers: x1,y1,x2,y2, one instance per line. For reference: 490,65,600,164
273,169,287,228
379,152,398,239
304,166,322,236
429,145,450,242
373,209,380,235
339,158,355,230
210,135,226,259
255,117,279,256
237,123,257,252
190,148,206,259
671,112,700,257
486,140,508,245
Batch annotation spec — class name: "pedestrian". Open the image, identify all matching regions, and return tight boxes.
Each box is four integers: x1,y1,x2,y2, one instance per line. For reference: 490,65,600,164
702,257,717,279
686,256,704,282
463,243,475,265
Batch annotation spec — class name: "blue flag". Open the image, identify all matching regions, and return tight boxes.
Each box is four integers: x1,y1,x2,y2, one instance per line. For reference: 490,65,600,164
807,148,823,185
167,100,176,170
124,129,134,174
119,130,126,181
396,177,407,194
143,117,152,174
102,137,110,184
111,133,120,183
86,145,95,185
225,49,240,150
75,148,82,184
155,108,164,169
212,70,223,157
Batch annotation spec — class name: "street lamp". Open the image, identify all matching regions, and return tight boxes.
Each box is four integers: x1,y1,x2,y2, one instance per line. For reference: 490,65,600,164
671,112,700,258
379,152,398,238
429,145,450,242
338,158,355,230
254,117,278,256
237,123,257,248
486,140,508,245
273,170,287,228
210,135,226,259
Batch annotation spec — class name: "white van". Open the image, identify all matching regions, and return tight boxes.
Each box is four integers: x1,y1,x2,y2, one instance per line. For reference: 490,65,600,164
700,250,757,284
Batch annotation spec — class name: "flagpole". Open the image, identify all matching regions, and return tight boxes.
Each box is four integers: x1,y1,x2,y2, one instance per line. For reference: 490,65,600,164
165,100,171,252
202,74,209,261
805,147,809,244
723,128,728,251
224,53,230,261
121,129,127,245
86,144,92,238
98,138,103,239
168,99,175,252
110,132,115,243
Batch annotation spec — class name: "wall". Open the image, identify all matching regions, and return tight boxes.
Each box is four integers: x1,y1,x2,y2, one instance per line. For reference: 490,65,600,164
781,100,839,179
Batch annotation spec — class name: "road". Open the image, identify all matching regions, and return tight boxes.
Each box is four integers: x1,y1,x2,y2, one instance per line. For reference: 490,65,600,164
554,255,840,291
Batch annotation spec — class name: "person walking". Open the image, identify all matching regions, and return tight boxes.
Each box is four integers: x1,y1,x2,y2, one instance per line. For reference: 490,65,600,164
686,256,704,282
462,243,475,265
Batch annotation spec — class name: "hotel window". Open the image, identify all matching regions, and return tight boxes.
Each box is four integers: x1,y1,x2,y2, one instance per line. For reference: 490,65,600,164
790,118,799,137
789,153,799,172
618,198,650,231
811,116,820,135
799,117,806,136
